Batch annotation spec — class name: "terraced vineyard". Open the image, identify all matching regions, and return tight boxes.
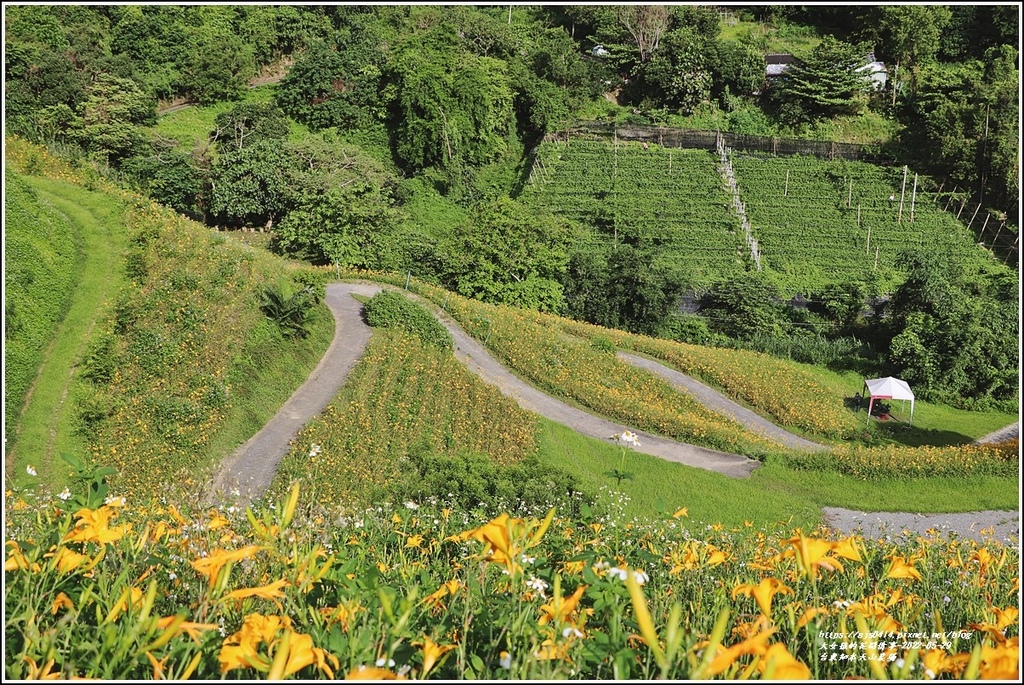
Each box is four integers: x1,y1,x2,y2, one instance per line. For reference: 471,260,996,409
522,138,1007,296
730,152,1000,293
520,140,747,287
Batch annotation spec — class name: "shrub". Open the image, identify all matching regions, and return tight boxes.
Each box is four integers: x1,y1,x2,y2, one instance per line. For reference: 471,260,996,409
363,290,453,350
261,277,315,338
387,449,593,519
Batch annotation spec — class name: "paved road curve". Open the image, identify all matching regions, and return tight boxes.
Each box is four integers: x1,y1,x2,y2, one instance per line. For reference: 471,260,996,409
617,352,826,452
206,282,1018,547
207,282,758,505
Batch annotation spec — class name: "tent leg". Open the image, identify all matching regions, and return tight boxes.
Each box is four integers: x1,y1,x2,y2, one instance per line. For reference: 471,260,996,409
866,397,874,425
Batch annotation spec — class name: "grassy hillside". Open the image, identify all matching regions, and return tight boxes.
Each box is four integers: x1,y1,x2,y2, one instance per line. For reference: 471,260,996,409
5,174,126,494
4,170,80,454
5,138,334,500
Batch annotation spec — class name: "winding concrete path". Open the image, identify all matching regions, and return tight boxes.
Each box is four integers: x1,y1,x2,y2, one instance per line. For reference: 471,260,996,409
206,282,1019,547
207,282,758,505
617,352,826,452
206,283,377,503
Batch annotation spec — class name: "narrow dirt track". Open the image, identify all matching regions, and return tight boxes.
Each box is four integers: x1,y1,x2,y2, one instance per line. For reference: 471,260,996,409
205,282,1019,547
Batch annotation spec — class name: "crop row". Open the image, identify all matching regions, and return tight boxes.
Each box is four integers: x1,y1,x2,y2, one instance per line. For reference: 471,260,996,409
270,329,538,506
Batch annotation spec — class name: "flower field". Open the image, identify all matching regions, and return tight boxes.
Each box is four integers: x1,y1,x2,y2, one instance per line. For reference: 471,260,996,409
409,283,785,459
268,329,539,506
4,481,1018,680
361,274,1016,481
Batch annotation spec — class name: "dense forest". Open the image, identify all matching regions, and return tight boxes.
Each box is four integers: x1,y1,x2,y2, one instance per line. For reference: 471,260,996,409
3,3,1019,410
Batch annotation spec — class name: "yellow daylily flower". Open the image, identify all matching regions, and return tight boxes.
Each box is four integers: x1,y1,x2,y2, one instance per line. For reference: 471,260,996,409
731,578,793,617
672,507,689,519
759,643,811,680
405,534,424,549
189,545,261,584
885,555,922,581
416,635,456,676
51,592,75,615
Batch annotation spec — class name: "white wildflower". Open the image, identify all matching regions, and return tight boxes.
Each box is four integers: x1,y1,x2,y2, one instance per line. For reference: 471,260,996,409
499,652,512,670
26,465,37,477
58,488,72,501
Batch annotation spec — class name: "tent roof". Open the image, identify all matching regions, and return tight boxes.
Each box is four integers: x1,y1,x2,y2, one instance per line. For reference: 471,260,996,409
864,376,914,401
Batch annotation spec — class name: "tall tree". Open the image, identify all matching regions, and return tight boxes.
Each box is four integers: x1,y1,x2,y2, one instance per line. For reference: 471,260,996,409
770,36,870,122
876,4,951,101
615,5,672,63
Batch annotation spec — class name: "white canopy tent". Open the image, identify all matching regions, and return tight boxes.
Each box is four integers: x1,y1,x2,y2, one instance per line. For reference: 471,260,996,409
864,376,915,426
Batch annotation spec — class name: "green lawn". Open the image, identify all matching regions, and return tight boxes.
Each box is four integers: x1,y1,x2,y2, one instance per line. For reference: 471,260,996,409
535,417,1019,530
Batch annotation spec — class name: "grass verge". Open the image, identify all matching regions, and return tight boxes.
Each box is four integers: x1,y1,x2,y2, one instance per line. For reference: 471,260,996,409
535,418,1019,529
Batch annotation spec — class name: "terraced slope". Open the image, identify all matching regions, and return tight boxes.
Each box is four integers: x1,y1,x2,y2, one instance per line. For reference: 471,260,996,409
730,152,1001,293
521,140,748,286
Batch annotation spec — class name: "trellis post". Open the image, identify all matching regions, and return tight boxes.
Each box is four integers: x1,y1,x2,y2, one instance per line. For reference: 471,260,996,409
898,165,907,222
909,174,918,221
967,202,982,229
784,169,789,197
866,225,871,255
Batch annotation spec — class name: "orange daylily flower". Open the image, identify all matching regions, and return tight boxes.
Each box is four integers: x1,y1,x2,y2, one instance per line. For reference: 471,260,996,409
145,652,169,680
450,509,554,575
885,555,922,581
22,656,62,680
921,649,970,678
978,636,1019,680
272,631,339,679
155,615,219,643
783,534,844,578
51,592,75,615
539,584,587,626
759,643,811,680
731,578,793,617
706,625,778,676
345,665,406,680
422,580,461,613
49,546,88,574
63,506,129,545
104,586,144,623
189,545,261,584
795,606,829,629
5,541,38,572
831,536,863,562
416,636,456,676
992,606,1019,631
218,579,290,605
